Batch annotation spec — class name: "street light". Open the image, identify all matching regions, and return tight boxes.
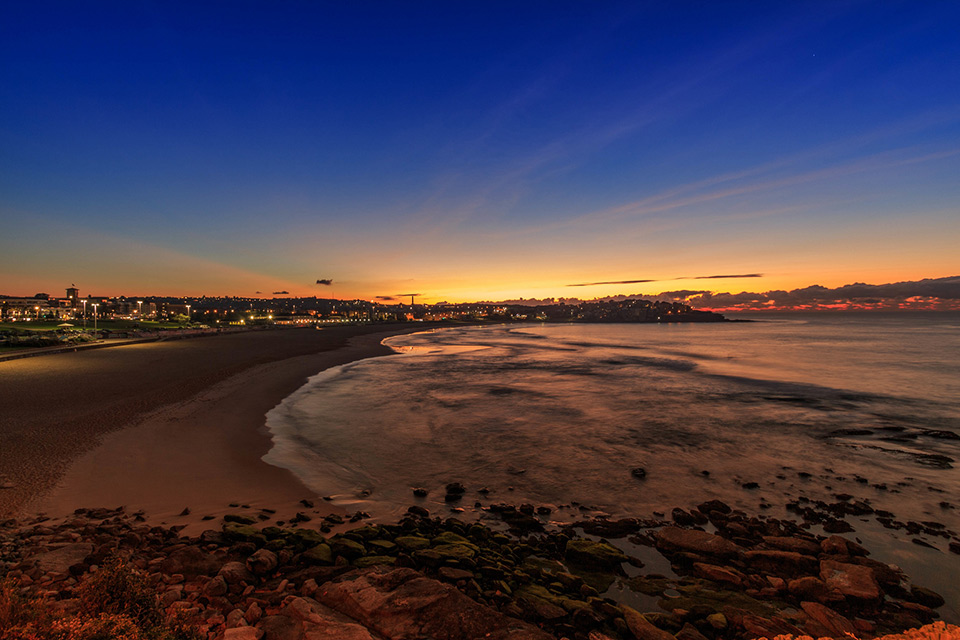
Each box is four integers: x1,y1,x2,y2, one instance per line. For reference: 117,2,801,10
81,299,88,330
92,303,99,331
34,306,39,320
137,300,143,316
186,304,191,324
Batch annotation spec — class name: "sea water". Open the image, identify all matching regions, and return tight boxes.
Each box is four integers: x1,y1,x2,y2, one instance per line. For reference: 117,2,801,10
263,312,960,615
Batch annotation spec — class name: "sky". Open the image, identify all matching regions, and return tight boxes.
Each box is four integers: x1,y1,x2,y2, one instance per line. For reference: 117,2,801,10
1,1,959,305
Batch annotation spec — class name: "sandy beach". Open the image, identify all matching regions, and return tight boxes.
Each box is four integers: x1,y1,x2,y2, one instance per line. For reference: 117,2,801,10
0,324,436,529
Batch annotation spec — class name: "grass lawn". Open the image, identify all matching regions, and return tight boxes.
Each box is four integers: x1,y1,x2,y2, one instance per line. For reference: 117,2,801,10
0,319,188,332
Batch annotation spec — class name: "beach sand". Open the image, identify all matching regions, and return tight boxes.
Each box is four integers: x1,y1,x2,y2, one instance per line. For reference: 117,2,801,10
0,324,434,531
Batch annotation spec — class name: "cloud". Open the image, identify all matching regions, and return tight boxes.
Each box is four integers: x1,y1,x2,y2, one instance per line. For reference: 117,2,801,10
568,279,657,287
681,276,960,311
568,273,763,287
375,295,396,301
316,279,333,286
273,290,289,295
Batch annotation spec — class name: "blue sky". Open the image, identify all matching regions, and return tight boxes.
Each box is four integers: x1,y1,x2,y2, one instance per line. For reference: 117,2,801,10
2,1,958,300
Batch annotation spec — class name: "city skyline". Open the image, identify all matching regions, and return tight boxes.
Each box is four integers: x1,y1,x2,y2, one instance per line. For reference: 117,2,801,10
2,2,959,304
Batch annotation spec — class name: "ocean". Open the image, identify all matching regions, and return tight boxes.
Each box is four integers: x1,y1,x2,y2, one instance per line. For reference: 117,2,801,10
263,312,960,616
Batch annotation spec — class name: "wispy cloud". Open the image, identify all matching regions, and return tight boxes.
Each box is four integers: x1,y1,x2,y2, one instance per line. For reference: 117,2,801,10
569,273,763,287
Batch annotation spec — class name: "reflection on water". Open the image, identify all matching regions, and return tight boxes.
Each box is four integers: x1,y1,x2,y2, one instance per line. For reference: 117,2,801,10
264,313,960,615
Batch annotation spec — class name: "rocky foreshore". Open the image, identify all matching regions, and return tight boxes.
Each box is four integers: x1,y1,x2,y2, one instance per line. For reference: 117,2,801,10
1,498,957,640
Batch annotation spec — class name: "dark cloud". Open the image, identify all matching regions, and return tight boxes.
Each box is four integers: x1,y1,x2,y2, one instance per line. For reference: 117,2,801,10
682,276,960,310
568,274,762,287
316,279,333,286
691,273,763,280
568,279,656,287
396,293,422,296
272,290,289,295
375,295,396,301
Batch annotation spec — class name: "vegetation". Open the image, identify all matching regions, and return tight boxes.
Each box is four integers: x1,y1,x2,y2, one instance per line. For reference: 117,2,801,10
0,558,200,640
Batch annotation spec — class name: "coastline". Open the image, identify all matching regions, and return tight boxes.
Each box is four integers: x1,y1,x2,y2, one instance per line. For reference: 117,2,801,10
1,324,440,531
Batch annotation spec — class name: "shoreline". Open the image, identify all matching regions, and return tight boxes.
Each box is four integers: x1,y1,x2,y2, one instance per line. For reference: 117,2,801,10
1,324,442,530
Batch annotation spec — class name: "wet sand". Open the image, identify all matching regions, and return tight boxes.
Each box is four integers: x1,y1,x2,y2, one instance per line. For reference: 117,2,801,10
0,324,436,529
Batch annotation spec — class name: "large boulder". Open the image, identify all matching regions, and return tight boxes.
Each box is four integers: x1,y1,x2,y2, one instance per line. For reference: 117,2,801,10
622,607,677,640
745,550,819,577
761,536,821,556
799,601,858,638
692,562,744,587
247,549,279,575
564,539,627,571
219,561,255,585
820,559,880,602
281,597,378,640
160,545,222,577
316,567,552,640
655,527,741,559
32,543,94,574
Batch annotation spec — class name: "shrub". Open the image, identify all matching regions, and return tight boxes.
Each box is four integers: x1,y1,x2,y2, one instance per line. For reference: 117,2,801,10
77,557,160,626
1,558,201,640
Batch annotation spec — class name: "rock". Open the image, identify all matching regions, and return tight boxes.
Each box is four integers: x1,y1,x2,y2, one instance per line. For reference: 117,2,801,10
745,550,819,577
675,623,709,640
224,628,264,640
32,543,94,574
692,562,743,587
655,527,741,558
224,514,257,525
395,535,431,551
445,482,466,495
406,505,429,518
705,613,726,630
564,539,628,570
695,500,731,515
330,537,365,559
317,567,552,639
246,602,264,625
820,535,867,557
219,561,255,585
820,559,880,602
203,575,229,597
740,614,804,638
516,586,567,621
671,508,698,526
622,606,677,640
787,576,834,602
910,585,946,608
800,601,858,638
160,545,221,577
741,482,760,490
257,614,304,640
303,544,334,566
761,536,821,556
224,523,268,546
247,549,279,575
438,566,474,581
631,467,647,479
413,487,428,497
281,597,378,640
433,543,476,561
353,556,395,568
